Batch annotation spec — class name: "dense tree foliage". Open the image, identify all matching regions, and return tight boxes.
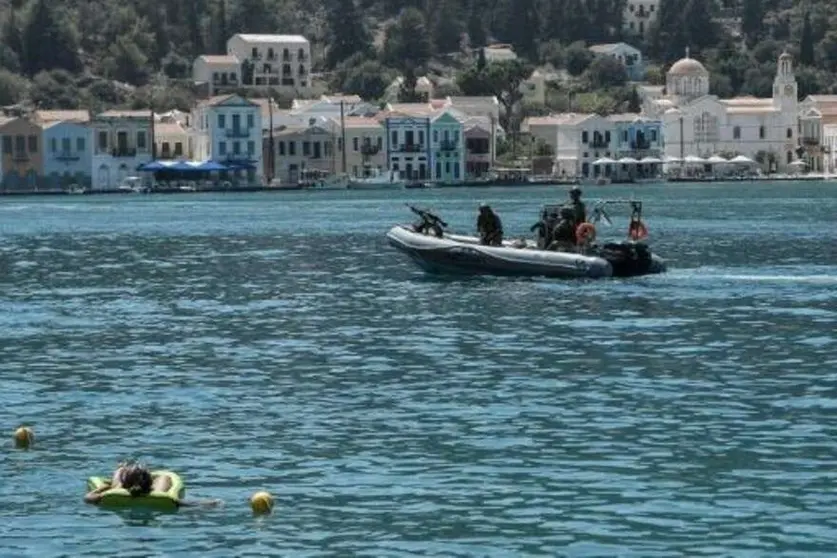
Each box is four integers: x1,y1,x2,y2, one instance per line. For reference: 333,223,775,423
2,0,837,114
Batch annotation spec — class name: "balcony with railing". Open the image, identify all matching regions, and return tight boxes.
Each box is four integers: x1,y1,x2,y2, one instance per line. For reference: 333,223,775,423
361,142,380,155
466,138,490,155
111,147,137,157
12,151,29,162
212,74,239,86
226,127,251,138
398,143,423,153
630,138,651,150
590,136,609,148
636,8,651,18
55,151,81,161
802,136,821,146
440,139,459,151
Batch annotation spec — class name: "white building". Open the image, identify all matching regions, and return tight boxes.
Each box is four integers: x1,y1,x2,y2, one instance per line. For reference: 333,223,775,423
588,42,645,82
192,55,241,96
91,110,153,190
154,121,192,160
646,50,799,172
524,113,618,178
822,123,837,174
797,95,837,172
384,75,434,102
481,44,517,62
226,34,311,95
623,0,660,36
192,94,264,184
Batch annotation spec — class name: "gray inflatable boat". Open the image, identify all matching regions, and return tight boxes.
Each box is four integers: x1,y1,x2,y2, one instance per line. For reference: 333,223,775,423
386,203,667,279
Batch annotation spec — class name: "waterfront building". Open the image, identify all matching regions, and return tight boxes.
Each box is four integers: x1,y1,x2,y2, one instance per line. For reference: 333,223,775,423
226,34,311,95
429,109,465,183
40,120,92,189
192,94,263,184
607,113,663,179
0,117,43,192
342,117,386,178
265,119,338,184
463,117,493,177
154,121,192,160
797,95,837,173
822,122,837,175
442,96,501,177
383,105,465,183
91,110,153,190
646,51,799,173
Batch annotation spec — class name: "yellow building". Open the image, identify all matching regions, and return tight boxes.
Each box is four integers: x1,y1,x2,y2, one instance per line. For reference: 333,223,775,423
343,117,386,177
0,117,44,192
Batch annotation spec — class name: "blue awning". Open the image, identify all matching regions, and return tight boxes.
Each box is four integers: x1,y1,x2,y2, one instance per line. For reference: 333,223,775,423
197,160,228,171
137,160,231,172
137,161,169,171
222,159,256,170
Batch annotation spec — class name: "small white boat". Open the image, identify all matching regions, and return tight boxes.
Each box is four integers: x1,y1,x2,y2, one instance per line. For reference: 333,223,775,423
347,168,405,190
117,176,149,193
67,184,86,195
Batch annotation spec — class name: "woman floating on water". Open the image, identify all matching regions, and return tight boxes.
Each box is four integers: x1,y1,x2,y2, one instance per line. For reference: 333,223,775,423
84,461,221,508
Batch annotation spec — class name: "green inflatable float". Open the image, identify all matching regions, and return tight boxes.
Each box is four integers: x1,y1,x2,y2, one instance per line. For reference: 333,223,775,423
86,470,184,510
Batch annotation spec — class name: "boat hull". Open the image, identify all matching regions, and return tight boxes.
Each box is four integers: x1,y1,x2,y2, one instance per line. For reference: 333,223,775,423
386,226,665,279
347,181,406,190
387,226,609,278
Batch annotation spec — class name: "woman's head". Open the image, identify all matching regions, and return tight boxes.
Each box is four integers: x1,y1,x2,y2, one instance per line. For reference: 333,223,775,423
121,464,153,497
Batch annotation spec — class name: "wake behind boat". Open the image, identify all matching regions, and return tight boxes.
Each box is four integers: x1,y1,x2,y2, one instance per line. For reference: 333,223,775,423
387,202,666,279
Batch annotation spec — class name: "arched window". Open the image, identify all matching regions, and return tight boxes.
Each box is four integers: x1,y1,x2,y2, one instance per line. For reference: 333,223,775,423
786,127,793,139
787,151,793,164
733,126,741,139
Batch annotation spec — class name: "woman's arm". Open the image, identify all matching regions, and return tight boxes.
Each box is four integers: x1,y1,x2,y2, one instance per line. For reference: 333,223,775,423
83,489,106,504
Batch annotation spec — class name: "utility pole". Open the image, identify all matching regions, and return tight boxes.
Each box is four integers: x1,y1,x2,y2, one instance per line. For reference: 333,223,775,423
340,100,347,174
268,97,275,183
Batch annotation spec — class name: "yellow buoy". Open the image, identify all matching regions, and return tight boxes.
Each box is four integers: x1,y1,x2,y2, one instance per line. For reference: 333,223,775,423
250,491,273,515
13,426,34,449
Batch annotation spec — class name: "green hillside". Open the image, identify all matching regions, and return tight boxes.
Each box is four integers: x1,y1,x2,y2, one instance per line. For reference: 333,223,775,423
0,0,832,113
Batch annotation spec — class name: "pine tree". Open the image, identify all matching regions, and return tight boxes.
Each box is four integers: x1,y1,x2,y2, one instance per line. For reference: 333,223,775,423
740,0,764,47
325,0,374,68
432,0,464,54
2,8,24,64
398,65,424,102
466,0,486,48
22,0,81,76
501,0,538,60
800,11,815,66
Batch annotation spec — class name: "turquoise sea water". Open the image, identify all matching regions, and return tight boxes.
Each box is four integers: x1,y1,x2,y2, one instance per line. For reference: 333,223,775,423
0,182,836,556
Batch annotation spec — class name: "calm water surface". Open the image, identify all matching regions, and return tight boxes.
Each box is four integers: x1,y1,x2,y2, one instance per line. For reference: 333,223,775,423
0,182,836,557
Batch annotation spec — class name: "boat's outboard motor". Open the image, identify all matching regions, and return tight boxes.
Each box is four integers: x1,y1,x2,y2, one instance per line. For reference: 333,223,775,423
600,241,653,277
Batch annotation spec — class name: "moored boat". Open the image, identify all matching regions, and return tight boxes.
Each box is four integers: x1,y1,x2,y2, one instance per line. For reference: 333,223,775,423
347,168,405,190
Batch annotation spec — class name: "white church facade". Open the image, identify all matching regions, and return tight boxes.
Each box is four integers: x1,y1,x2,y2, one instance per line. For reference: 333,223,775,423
645,50,799,172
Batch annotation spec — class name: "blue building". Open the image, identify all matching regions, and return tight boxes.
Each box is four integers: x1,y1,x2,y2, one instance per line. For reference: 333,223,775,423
608,114,663,180
41,120,93,189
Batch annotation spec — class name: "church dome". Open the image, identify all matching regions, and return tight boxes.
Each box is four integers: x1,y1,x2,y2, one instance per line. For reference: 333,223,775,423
668,57,708,77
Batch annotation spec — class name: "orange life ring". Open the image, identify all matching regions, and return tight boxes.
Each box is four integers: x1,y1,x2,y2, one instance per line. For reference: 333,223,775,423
628,220,648,240
575,222,596,244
